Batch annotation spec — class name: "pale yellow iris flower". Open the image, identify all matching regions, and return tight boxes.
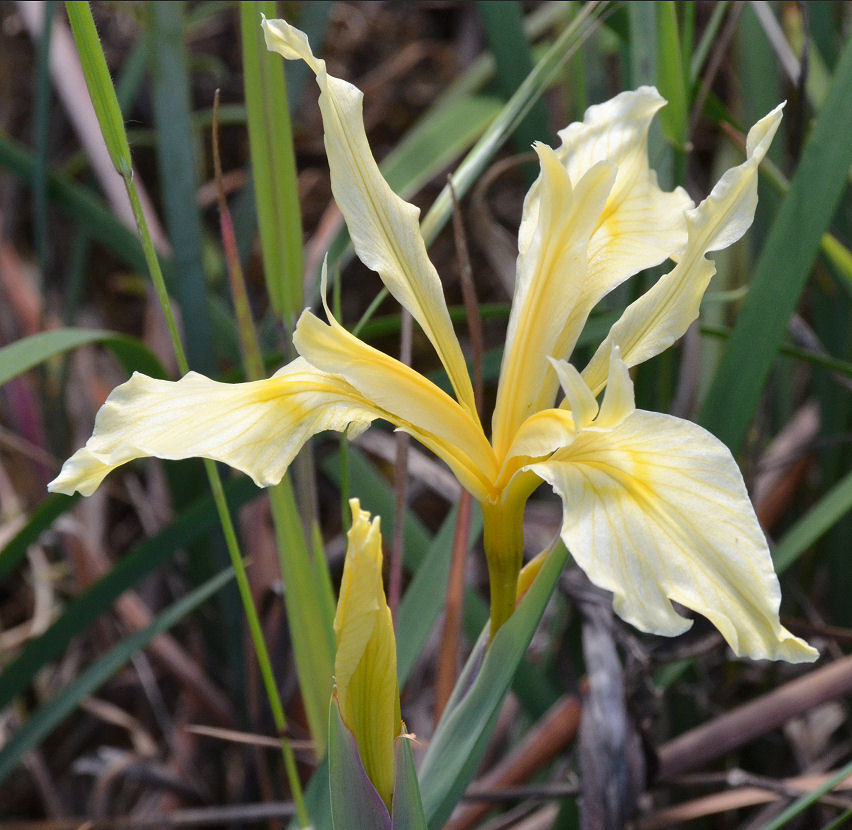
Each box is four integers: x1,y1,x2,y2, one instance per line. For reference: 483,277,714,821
50,18,816,662
333,499,400,809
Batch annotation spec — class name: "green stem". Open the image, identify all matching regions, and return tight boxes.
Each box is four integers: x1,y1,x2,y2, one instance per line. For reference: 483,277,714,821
124,174,309,827
481,497,526,637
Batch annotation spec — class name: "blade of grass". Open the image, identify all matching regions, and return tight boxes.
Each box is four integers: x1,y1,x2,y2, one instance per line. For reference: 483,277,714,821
212,92,334,755
240,1,303,326
0,477,258,711
656,2,688,156
759,758,852,830
33,0,57,287
0,130,148,274
477,1,551,182
0,565,235,787
0,328,166,386
149,1,215,373
66,3,307,820
774,470,852,574
419,541,570,828
698,36,852,454
0,494,77,581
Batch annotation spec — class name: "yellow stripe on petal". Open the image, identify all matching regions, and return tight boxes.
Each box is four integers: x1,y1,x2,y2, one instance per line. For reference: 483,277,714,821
47,360,379,497
515,88,693,390
262,17,476,418
492,149,615,457
582,104,784,396
529,410,817,663
294,309,497,500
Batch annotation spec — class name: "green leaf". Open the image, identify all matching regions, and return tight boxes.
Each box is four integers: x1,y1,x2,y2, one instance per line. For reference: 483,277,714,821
328,697,391,830
0,131,147,274
699,34,852,453
0,494,78,582
774,469,852,574
0,565,235,786
0,477,258,712
241,1,303,323
149,0,215,373
268,481,335,757
391,735,427,830
418,541,570,828
396,502,482,686
64,1,132,175
477,1,551,178
0,328,166,387
656,1,688,150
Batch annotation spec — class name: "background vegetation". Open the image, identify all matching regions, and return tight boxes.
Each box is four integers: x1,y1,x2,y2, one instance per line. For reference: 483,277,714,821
0,1,850,827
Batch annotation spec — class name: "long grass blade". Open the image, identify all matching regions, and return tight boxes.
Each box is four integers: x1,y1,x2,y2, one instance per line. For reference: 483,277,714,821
698,35,852,453
0,566,235,787
240,1,303,325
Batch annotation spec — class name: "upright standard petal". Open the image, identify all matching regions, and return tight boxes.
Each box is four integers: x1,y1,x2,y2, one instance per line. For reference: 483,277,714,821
48,360,380,497
262,17,476,417
529,407,817,662
492,149,615,457
582,104,784,395
515,89,693,379
334,500,400,809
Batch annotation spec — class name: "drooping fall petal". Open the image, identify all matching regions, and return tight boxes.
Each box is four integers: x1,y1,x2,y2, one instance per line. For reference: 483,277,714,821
334,500,400,809
529,405,817,662
47,360,379,496
582,103,784,395
262,16,477,418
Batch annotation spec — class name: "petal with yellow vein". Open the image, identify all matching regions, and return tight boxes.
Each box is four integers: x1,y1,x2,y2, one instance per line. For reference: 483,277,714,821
582,104,784,396
293,308,497,500
262,17,476,416
528,410,817,662
492,150,615,456
47,359,378,497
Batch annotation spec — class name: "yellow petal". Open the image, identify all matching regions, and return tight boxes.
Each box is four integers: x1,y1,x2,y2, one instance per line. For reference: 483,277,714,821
528,410,817,663
514,89,693,396
294,307,497,500
334,500,399,808
492,148,615,456
582,104,784,396
262,17,476,417
47,360,378,497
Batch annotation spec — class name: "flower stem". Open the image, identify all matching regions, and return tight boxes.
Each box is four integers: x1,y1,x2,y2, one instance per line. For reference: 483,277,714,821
482,497,526,637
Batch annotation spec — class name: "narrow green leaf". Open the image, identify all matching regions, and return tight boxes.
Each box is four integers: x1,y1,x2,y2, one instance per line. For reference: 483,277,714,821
392,735,427,830
328,698,391,830
0,328,165,387
699,36,852,453
149,0,215,373
64,1,132,175
0,130,147,274
241,1,303,323
0,566,235,786
477,1,551,179
0,478,258,712
656,1,688,150
419,541,570,827
759,756,852,830
774,470,852,574
0,495,78,582
396,503,483,687
268,482,335,757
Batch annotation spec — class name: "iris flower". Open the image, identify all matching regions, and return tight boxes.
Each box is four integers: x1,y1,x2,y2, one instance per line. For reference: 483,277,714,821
50,18,816,662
